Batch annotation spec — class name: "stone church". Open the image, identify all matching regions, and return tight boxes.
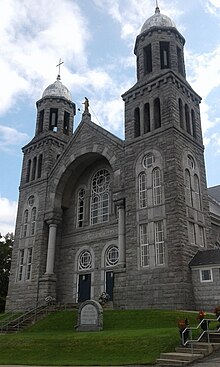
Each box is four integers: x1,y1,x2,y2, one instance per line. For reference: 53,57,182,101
6,6,220,312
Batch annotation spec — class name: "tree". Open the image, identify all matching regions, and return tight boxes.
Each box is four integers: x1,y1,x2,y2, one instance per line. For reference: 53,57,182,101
0,233,14,312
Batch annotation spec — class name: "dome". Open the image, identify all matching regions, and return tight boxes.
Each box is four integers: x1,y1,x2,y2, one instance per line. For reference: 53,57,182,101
42,76,72,101
140,7,176,34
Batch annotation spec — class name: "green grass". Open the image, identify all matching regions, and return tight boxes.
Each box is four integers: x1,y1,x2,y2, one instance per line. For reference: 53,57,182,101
0,309,214,366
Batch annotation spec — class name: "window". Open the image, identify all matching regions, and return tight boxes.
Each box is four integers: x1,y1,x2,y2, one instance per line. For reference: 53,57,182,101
26,248,33,280
177,47,184,75
189,222,196,245
139,173,147,208
140,224,149,267
31,157,37,181
199,226,205,247
185,104,191,134
155,221,165,265
106,246,119,267
134,107,140,137
26,160,31,183
142,153,155,168
160,42,170,69
90,169,110,225
49,108,58,132
30,207,36,236
17,248,33,281
38,110,44,134
191,109,196,139
23,210,28,237
185,169,192,206
187,155,195,170
179,99,184,129
18,249,25,281
37,154,43,179
154,98,161,129
200,269,213,282
194,174,201,211
144,44,152,74
78,250,92,270
144,103,150,133
77,188,85,228
63,111,70,135
153,168,162,205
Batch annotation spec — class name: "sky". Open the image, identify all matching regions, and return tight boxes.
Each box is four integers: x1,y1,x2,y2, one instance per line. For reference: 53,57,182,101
0,0,220,234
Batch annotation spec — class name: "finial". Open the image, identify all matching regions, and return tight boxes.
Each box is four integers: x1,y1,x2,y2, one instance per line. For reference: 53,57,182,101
83,97,89,113
155,0,160,13
56,58,64,80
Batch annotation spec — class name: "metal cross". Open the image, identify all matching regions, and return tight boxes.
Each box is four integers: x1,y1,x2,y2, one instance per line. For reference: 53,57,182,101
56,58,64,77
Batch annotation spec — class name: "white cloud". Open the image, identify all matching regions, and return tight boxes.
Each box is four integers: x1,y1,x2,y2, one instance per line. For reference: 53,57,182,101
0,197,17,235
0,125,29,153
211,132,220,153
0,0,89,113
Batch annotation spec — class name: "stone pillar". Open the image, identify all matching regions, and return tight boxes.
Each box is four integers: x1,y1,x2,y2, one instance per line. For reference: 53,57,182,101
117,199,126,265
45,222,57,274
140,104,144,136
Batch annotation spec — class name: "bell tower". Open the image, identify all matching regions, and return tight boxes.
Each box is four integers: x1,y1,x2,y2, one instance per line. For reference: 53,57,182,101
120,5,212,309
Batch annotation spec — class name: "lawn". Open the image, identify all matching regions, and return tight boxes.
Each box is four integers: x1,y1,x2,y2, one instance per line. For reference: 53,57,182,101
0,309,210,365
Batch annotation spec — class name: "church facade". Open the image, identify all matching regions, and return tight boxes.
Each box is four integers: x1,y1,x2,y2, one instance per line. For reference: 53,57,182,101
6,7,220,312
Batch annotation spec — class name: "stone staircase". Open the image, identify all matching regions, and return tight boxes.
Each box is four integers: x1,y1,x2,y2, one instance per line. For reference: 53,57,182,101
157,332,220,366
0,304,55,333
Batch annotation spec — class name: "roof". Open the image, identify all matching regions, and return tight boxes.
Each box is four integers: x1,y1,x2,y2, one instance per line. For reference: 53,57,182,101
189,249,220,267
140,6,176,34
208,185,220,203
42,76,72,101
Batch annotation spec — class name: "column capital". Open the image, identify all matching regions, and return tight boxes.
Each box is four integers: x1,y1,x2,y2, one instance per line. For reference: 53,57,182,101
44,209,62,225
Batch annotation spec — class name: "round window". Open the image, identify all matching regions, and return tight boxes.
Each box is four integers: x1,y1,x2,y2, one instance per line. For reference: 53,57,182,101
28,195,35,207
78,250,92,270
143,153,155,168
106,246,119,267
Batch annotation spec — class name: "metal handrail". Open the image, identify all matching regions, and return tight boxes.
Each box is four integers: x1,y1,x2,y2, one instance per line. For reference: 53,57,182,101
182,315,220,353
0,301,53,333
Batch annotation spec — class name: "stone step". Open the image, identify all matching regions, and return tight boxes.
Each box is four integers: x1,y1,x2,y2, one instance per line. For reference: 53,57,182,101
160,352,202,362
157,358,190,366
175,347,208,356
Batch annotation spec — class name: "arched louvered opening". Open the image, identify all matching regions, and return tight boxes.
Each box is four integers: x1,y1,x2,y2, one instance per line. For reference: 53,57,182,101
134,107,141,137
144,103,151,133
154,98,161,129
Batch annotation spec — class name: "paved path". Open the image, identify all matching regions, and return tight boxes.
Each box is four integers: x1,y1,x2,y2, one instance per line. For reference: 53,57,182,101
1,350,220,367
189,346,220,367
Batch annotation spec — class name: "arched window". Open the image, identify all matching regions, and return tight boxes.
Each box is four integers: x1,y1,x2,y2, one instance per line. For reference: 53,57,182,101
78,250,92,270
185,104,191,134
153,168,162,205
23,209,28,237
105,246,119,267
154,98,161,129
90,169,110,225
194,174,201,211
37,154,43,179
134,108,140,137
26,160,31,183
191,109,196,139
144,103,150,133
179,99,184,129
139,172,147,208
185,169,192,206
30,207,36,236
77,188,85,228
31,157,37,181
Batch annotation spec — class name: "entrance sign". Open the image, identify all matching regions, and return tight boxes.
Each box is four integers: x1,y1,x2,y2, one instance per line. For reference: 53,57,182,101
75,300,103,331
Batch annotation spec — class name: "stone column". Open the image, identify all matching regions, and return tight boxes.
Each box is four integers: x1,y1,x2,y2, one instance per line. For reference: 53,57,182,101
140,104,144,136
117,199,126,265
45,222,57,274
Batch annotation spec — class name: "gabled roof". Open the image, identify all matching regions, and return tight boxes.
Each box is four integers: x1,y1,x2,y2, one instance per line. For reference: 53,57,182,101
189,249,220,267
208,185,220,203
